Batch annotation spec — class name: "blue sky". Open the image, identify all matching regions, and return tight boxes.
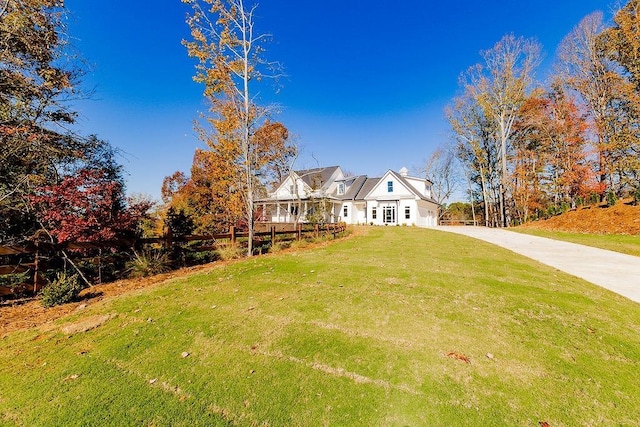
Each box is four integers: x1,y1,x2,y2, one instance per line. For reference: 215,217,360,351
65,1,614,200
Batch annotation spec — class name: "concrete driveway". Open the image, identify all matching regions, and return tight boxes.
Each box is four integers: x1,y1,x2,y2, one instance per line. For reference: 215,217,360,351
438,226,640,304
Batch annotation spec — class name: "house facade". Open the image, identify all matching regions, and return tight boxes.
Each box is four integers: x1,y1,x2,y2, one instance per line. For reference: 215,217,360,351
256,166,439,227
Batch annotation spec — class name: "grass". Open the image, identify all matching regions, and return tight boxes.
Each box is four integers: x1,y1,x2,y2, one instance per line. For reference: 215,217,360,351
512,227,640,257
2,226,640,426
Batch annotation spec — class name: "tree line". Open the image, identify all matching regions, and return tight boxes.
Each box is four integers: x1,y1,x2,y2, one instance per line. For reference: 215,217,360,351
447,2,640,227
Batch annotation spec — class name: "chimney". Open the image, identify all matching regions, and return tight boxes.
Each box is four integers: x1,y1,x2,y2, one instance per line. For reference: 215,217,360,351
399,167,409,177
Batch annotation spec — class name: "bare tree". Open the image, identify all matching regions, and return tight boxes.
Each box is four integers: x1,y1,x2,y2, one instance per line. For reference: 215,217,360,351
423,143,460,215
447,86,500,227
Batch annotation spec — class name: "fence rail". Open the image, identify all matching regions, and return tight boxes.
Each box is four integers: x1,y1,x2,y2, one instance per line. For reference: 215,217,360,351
439,220,479,226
0,223,346,297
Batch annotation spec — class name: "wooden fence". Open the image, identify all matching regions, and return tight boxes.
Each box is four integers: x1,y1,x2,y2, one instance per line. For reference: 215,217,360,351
439,219,479,226
0,222,347,296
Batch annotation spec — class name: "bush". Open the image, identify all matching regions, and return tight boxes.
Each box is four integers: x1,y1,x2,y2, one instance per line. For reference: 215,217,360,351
40,272,85,307
606,190,617,207
127,250,171,278
288,239,311,250
634,186,640,206
0,272,29,293
215,243,245,261
184,249,219,266
269,241,291,253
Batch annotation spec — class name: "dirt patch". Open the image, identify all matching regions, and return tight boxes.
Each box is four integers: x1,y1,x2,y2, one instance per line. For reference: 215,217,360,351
60,313,117,335
520,199,640,235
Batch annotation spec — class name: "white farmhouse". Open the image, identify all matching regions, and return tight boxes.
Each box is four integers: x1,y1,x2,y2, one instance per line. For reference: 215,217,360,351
256,166,439,227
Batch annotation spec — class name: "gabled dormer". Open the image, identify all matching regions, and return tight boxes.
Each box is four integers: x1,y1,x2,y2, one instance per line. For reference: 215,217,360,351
269,166,344,200
364,170,412,200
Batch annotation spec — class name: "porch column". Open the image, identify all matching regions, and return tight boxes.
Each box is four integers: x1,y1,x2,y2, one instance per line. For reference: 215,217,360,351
276,203,281,223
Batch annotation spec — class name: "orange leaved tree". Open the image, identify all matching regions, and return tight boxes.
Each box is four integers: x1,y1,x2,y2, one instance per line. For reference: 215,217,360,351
182,0,288,255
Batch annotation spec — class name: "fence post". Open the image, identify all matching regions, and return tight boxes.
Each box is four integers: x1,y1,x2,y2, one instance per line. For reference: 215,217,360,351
230,226,236,244
271,226,276,244
33,241,39,294
314,224,319,238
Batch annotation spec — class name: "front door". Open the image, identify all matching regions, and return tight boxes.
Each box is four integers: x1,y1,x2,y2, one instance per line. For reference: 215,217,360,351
382,205,396,224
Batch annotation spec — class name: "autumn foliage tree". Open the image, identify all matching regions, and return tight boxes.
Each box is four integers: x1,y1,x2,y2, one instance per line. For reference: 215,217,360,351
599,1,640,192
512,85,599,221
556,10,640,195
29,168,151,244
162,120,294,235
0,1,120,244
181,0,294,253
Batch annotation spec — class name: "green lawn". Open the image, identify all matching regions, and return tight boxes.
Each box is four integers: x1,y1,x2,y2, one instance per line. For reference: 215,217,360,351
2,226,640,426
512,227,640,257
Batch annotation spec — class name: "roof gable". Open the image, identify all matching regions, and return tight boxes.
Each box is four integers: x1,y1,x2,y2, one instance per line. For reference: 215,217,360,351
269,172,311,199
363,170,413,199
362,170,435,201
268,166,343,200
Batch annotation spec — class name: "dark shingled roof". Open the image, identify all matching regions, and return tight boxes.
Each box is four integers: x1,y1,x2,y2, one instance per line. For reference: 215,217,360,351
355,177,380,200
295,166,340,190
339,175,367,200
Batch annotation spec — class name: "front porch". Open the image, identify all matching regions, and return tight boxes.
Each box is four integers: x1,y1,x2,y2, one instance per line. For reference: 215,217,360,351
256,199,342,224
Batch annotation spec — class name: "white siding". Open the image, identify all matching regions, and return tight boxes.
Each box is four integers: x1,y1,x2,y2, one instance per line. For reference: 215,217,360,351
416,200,438,227
273,175,309,199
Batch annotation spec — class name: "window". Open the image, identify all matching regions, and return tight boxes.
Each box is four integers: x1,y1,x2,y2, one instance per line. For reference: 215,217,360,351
387,181,393,192
405,206,410,219
371,207,377,219
290,205,298,215
343,206,348,217
383,206,395,224
337,182,345,195
289,184,295,195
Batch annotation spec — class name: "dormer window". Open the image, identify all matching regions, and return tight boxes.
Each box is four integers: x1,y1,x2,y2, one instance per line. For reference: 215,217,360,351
337,182,345,195
387,181,393,192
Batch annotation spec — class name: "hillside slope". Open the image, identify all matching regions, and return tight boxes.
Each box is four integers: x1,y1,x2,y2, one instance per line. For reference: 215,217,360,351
520,199,640,235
